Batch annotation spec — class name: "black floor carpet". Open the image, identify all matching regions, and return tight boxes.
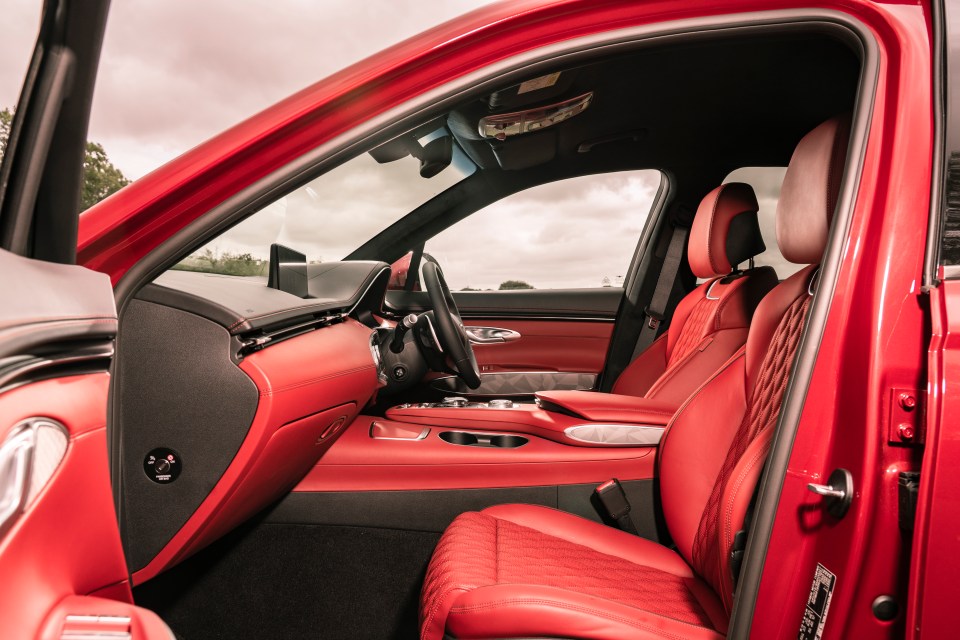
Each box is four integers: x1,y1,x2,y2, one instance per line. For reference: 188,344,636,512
134,522,440,640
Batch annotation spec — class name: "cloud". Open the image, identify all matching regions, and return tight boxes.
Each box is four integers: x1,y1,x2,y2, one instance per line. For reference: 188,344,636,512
0,0,495,178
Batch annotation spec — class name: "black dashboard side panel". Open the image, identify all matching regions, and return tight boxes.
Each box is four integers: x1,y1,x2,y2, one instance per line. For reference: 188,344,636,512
116,299,259,572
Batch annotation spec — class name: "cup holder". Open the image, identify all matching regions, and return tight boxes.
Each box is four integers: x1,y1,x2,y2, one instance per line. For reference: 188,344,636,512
439,431,528,448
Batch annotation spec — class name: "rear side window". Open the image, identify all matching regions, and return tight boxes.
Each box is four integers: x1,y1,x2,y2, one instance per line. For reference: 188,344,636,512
424,170,662,290
724,166,804,279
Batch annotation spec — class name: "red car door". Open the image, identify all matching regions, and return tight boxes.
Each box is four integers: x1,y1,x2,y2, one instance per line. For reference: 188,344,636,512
0,1,171,637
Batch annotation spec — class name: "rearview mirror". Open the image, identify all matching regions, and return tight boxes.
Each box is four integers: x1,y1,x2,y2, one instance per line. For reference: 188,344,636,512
417,135,452,178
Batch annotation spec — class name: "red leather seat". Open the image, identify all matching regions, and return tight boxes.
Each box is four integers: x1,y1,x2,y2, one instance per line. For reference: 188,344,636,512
419,115,850,640
611,183,778,407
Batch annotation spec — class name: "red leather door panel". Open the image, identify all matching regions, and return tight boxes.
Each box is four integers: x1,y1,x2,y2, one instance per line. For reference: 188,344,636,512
0,374,145,637
465,319,613,374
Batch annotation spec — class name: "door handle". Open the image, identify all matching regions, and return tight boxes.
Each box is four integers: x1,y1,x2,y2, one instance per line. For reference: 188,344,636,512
465,326,521,344
807,468,854,518
0,424,36,536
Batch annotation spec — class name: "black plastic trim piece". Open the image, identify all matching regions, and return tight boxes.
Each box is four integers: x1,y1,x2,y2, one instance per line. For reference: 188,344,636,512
264,481,660,540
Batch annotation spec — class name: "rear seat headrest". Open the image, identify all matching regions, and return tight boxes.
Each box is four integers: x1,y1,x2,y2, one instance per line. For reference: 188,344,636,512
776,116,851,264
688,182,766,279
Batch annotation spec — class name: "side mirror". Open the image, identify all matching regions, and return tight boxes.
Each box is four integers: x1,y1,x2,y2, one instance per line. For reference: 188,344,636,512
417,135,452,179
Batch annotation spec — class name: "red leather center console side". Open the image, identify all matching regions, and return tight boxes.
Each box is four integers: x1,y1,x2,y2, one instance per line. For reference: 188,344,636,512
383,393,679,446
295,415,657,492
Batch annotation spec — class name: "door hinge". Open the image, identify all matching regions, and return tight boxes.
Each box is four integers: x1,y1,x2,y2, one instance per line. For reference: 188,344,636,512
887,388,925,446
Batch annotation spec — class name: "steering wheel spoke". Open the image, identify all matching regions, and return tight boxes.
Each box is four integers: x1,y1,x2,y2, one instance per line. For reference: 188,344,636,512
421,262,482,389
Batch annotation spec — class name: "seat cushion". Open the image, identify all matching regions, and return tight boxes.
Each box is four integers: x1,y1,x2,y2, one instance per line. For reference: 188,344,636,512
421,504,727,640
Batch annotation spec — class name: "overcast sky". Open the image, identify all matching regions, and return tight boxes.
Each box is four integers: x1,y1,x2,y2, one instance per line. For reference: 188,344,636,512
0,0,495,178
0,1,795,287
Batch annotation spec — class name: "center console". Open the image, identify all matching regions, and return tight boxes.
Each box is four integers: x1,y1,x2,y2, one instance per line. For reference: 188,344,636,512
384,391,680,448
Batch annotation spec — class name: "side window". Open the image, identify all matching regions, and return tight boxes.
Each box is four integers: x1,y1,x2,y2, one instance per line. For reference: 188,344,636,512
424,170,661,291
723,166,804,279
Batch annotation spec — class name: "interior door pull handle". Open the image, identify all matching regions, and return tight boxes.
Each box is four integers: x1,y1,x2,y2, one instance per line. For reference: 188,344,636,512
465,327,521,344
806,468,854,518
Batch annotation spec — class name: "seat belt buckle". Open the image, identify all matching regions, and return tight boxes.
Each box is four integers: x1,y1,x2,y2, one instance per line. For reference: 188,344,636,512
595,478,632,521
643,307,664,330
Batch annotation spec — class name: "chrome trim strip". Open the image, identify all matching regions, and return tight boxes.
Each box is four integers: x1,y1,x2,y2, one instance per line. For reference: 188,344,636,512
564,423,665,446
464,326,522,344
704,278,722,300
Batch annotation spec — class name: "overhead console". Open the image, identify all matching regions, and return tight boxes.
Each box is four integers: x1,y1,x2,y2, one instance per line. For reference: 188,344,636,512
116,260,390,584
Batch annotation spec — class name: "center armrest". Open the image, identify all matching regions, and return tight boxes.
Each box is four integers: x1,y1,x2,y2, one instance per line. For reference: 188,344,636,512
534,391,680,426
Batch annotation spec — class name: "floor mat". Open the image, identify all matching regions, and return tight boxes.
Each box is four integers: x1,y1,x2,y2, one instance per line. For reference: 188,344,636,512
134,522,440,640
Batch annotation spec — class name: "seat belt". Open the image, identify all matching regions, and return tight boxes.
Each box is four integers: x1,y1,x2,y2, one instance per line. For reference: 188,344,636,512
729,467,765,591
630,224,688,360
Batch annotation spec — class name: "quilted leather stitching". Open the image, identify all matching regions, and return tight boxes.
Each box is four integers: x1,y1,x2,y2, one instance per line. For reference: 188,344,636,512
421,511,716,639
690,292,811,597
668,296,717,367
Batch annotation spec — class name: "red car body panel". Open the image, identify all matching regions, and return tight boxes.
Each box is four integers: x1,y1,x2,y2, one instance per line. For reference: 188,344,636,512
907,279,960,636
49,0,947,638
750,3,933,637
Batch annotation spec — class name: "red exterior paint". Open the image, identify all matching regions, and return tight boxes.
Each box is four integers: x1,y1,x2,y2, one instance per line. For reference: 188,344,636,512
295,415,656,491
0,374,132,637
751,3,933,638
131,319,379,584
906,280,960,637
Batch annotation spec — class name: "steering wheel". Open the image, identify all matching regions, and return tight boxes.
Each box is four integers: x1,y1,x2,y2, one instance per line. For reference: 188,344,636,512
421,261,482,389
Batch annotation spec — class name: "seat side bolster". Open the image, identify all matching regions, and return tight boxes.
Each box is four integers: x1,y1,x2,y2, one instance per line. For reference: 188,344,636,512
611,332,669,396
446,584,726,640
716,429,774,612
659,353,748,562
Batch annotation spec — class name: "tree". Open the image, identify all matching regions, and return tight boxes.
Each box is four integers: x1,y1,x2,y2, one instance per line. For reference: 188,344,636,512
499,280,534,290
82,141,130,211
0,107,130,211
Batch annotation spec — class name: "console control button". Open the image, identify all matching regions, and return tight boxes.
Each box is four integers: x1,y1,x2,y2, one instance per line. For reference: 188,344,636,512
488,399,514,409
143,448,182,484
442,397,468,407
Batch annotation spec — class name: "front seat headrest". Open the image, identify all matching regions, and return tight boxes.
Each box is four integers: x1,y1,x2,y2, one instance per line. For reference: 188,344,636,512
776,116,851,264
688,182,766,279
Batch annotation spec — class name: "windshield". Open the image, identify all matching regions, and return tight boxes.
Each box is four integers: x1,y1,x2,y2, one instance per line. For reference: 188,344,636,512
174,141,474,276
